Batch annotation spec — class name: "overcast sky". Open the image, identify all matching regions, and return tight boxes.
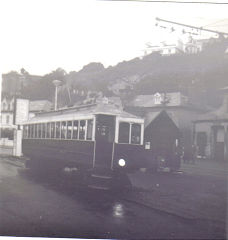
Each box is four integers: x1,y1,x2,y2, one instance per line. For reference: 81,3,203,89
0,0,228,75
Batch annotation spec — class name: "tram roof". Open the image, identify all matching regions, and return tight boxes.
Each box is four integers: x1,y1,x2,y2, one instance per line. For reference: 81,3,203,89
21,103,144,124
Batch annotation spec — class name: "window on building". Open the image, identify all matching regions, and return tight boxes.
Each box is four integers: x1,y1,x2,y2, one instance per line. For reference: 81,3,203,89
87,119,93,140
72,120,78,139
131,123,141,144
196,132,207,156
154,92,162,105
6,115,10,124
3,102,7,111
118,122,130,143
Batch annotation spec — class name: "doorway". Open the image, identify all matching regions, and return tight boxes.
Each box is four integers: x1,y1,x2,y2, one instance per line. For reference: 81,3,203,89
94,114,115,168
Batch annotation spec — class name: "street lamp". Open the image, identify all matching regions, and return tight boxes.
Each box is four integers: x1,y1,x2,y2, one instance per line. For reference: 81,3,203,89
53,80,62,111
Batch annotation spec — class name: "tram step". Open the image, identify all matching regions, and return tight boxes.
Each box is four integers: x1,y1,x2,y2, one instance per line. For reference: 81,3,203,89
88,172,113,190
88,185,110,190
91,174,112,179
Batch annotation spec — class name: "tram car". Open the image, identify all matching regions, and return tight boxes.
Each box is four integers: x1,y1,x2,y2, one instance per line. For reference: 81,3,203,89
20,103,181,188
20,103,149,187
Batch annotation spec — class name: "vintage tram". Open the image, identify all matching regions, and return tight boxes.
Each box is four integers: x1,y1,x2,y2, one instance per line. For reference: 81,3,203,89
20,103,148,188
20,103,181,189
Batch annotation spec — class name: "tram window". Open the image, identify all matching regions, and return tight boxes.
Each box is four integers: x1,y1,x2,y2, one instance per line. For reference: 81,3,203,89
50,122,55,138
67,121,73,139
31,124,34,138
36,124,39,138
61,121,67,139
38,124,42,138
118,122,130,144
72,120,78,139
79,120,86,140
34,124,37,138
29,125,32,138
32,124,35,138
87,120,93,140
26,125,29,138
46,123,51,138
41,123,46,138
131,123,141,144
23,125,26,139
55,122,61,138
27,125,30,138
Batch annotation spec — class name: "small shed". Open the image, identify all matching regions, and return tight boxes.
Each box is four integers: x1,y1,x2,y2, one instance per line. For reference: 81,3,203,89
144,110,181,159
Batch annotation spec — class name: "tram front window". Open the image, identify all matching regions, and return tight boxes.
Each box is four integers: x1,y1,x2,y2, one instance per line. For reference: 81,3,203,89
95,115,115,143
119,122,130,144
131,123,141,144
87,120,93,140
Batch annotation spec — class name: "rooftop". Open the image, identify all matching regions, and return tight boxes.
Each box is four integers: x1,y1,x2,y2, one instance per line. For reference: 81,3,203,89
29,100,52,112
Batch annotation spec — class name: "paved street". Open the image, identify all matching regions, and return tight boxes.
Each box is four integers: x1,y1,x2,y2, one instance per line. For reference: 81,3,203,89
0,156,227,239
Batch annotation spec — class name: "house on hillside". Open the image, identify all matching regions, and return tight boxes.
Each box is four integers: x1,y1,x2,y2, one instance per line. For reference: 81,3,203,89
193,87,228,161
144,41,184,56
125,92,206,150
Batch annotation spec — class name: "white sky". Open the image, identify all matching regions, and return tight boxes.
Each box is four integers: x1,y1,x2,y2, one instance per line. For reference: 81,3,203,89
0,0,228,75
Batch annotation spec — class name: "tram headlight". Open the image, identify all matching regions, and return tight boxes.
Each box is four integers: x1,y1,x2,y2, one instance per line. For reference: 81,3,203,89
118,158,126,167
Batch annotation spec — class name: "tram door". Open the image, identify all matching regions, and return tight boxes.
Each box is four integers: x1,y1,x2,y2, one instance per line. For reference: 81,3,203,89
94,114,115,169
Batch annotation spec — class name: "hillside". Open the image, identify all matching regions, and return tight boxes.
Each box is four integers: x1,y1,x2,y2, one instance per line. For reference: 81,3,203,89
2,48,228,109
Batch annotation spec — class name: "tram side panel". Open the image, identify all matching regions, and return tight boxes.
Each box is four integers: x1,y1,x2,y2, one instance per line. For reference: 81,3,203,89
22,139,94,171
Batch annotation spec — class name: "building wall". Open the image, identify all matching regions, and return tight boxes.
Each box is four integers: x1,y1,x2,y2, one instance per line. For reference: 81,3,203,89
0,97,15,135
194,121,228,161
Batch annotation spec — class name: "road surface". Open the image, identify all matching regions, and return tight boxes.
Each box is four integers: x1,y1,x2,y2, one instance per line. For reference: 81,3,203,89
0,156,226,239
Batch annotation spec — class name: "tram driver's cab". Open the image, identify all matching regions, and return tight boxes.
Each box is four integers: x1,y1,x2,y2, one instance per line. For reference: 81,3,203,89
95,114,115,143
93,113,144,169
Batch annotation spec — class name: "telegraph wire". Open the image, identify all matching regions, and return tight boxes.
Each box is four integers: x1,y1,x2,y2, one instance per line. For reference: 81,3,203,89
102,0,228,4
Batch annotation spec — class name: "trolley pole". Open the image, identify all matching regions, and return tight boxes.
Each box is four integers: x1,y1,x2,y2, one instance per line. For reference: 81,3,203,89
53,80,62,111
